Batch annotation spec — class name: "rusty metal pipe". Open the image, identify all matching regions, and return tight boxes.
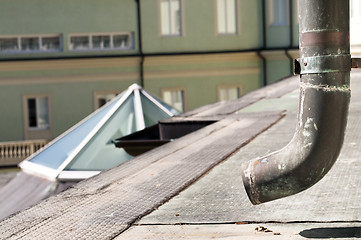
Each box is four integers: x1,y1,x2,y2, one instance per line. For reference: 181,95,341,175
241,0,351,205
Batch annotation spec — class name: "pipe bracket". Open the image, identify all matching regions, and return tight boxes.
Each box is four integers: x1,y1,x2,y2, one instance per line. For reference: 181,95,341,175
351,58,361,68
294,54,351,75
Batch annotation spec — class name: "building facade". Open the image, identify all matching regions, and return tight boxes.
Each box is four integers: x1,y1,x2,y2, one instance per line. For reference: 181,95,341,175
0,0,299,142
351,0,361,53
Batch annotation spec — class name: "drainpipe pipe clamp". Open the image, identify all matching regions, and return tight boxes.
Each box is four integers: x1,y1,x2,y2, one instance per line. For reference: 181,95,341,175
294,54,351,75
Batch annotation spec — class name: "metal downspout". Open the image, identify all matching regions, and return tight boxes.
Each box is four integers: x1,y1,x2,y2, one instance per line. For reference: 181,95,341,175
284,0,294,76
258,0,267,87
135,0,145,87
241,0,351,204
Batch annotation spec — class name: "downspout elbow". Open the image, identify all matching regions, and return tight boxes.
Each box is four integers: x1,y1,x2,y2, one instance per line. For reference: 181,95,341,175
241,78,350,204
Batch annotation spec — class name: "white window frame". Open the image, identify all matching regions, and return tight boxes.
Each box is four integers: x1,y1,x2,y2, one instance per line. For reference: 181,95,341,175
68,32,133,51
0,34,62,53
159,0,183,36
161,87,186,112
216,0,239,35
217,85,242,101
269,0,289,26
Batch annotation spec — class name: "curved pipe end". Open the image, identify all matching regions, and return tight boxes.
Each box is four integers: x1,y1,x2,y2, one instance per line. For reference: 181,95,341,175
241,82,350,205
241,151,311,205
241,160,264,205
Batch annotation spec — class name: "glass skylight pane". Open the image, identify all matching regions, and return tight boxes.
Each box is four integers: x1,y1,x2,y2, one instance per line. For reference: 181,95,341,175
28,95,122,169
65,95,136,171
141,94,172,127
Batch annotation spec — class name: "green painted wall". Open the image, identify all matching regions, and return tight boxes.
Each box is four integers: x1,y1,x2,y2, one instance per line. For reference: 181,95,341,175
265,0,290,48
292,1,300,47
266,59,291,84
0,86,24,141
145,74,261,111
141,0,262,53
143,54,262,111
0,0,138,59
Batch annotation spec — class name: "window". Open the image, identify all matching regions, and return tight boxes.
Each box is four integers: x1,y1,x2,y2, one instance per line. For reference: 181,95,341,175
218,85,241,101
26,96,50,129
351,0,361,21
0,35,61,53
217,0,238,34
94,91,121,109
162,88,185,112
70,36,89,50
69,33,132,51
160,0,182,36
41,36,60,50
269,0,288,26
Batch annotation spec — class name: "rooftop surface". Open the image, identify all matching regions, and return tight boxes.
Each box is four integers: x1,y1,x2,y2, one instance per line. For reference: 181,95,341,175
2,71,361,239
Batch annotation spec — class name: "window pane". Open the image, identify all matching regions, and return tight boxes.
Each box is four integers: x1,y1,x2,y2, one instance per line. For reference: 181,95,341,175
27,99,37,128
0,38,18,51
163,89,184,112
170,0,181,35
226,0,237,33
41,36,60,51
96,93,117,108
92,35,111,49
217,0,226,33
161,0,181,35
27,97,49,129
219,87,240,101
70,36,89,50
272,0,288,26
113,35,130,48
218,0,237,34
21,37,39,51
161,0,171,35
36,97,49,129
